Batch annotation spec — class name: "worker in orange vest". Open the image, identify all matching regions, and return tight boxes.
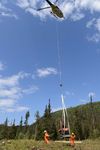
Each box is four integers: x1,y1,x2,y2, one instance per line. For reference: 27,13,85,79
44,130,50,144
69,132,76,147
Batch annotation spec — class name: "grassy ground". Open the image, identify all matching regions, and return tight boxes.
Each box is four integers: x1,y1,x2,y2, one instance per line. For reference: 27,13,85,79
0,139,100,150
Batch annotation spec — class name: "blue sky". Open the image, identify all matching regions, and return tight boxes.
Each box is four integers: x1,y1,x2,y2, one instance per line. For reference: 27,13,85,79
0,0,100,124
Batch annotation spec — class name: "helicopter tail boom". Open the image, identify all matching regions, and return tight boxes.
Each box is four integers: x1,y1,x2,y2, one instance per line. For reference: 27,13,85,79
46,0,53,6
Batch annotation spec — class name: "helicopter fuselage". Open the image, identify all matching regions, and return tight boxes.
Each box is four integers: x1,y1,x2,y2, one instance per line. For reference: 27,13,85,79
46,0,64,18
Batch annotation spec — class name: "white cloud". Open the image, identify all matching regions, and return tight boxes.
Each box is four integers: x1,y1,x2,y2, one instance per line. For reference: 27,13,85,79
0,99,15,107
16,0,39,9
16,0,30,8
71,11,85,21
60,2,74,18
0,12,18,19
91,0,100,12
74,0,100,13
0,87,22,99
87,33,100,43
0,71,38,112
95,18,100,32
6,106,29,112
0,1,18,19
86,18,100,42
86,18,96,28
36,67,57,78
0,72,30,87
86,18,100,31
22,86,39,94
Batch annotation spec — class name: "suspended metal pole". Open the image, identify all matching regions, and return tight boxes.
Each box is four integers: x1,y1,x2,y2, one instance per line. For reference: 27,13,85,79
61,94,71,134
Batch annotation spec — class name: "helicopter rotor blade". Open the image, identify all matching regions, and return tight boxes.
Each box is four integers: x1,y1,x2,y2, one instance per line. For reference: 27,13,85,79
37,7,50,11
54,0,59,4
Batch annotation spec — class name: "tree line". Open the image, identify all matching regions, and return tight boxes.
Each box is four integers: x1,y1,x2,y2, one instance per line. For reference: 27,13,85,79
0,100,100,140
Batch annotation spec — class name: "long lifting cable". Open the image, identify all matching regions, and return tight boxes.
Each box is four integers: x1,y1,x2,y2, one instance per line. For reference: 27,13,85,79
56,22,71,135
56,22,62,87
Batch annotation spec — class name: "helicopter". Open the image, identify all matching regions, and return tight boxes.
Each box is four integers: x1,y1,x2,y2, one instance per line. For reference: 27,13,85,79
37,0,64,18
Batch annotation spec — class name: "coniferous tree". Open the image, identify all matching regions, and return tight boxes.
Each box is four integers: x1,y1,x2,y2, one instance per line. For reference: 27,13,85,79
5,118,8,126
16,116,24,139
44,105,48,118
24,111,30,138
48,99,51,116
19,116,23,132
35,111,40,121
20,116,23,127
34,111,43,140
3,118,9,139
9,119,17,139
43,99,58,139
24,111,30,126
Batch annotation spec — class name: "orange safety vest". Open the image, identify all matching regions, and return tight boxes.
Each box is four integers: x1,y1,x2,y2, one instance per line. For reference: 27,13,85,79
44,132,49,144
70,135,75,146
